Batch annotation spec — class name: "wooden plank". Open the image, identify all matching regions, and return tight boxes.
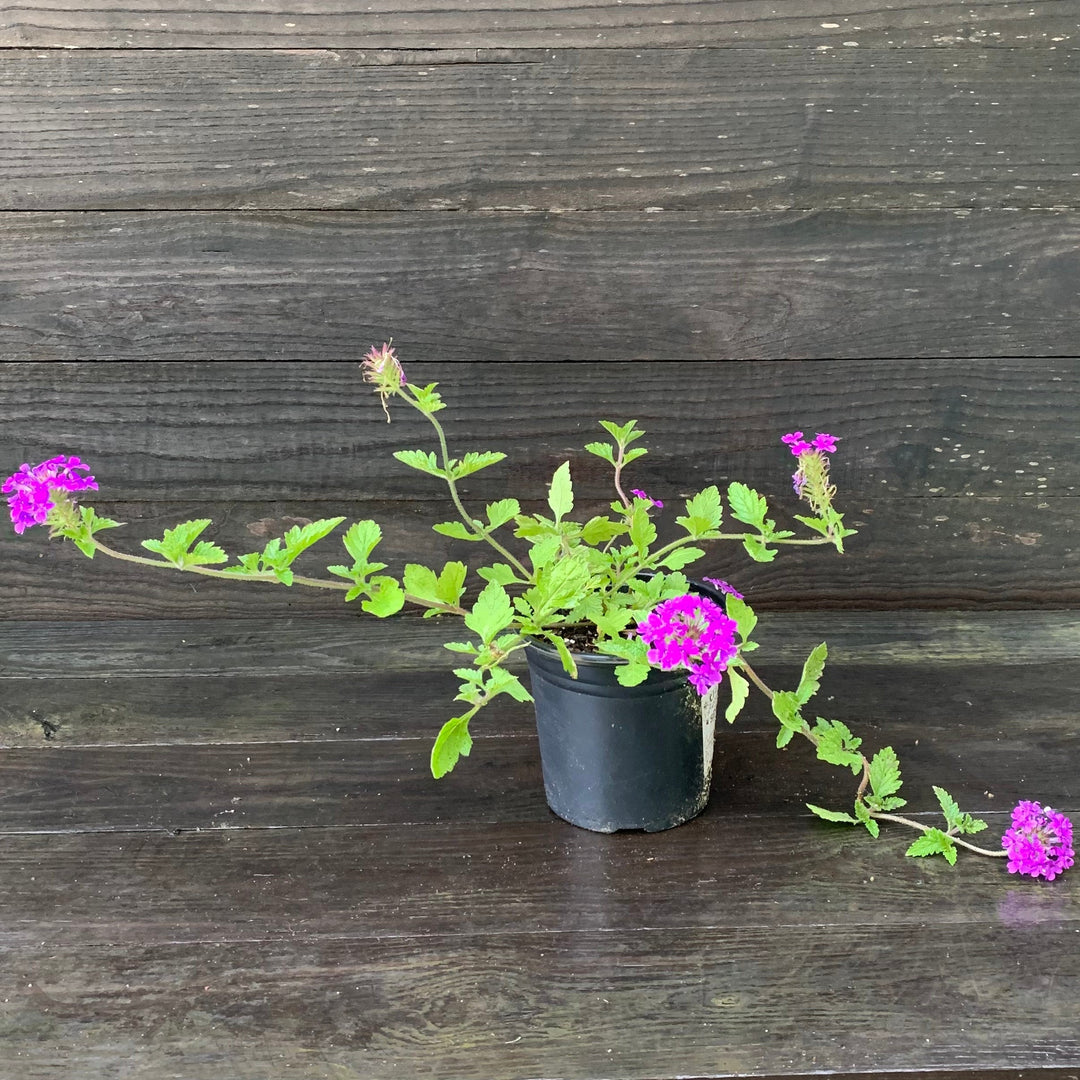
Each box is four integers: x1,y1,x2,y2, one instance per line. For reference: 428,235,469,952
4,48,1080,212
5,361,1078,500
1,1,1077,49
3,212,1079,360
1,493,1077,618
0,924,1076,1079
0,811,1071,949
0,704,1073,832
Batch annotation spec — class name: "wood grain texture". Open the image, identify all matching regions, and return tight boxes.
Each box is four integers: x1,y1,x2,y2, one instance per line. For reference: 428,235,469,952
3,211,1080,360
1,0,1077,49
0,492,1076,618
3,361,1078,616
0,924,1076,1079
4,48,1080,212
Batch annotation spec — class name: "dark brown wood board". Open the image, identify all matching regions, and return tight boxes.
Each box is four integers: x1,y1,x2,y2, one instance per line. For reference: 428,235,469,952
4,48,1080,212
2,0,1078,49
3,212,1080,360
0,614,1077,1078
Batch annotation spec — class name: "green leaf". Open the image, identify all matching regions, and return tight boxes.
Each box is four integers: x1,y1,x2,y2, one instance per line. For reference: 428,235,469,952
932,785,988,835
906,829,958,865
726,595,757,644
581,515,626,545
486,666,533,704
342,520,383,565
432,520,482,541
742,536,777,563
392,449,445,477
464,581,514,644
485,498,520,531
140,519,227,568
527,536,561,573
794,514,829,537
725,669,749,724
526,552,593,618
282,517,345,561
771,690,805,738
476,563,519,586
361,577,405,617
811,717,864,775
443,641,479,655
676,486,722,538
868,746,903,801
615,662,651,687
547,461,574,523
796,642,828,705
411,382,446,414
854,800,881,838
658,546,706,571
452,451,507,479
430,713,473,778
543,633,578,679
584,441,616,465
806,803,860,825
599,419,644,446
628,503,657,556
728,482,768,528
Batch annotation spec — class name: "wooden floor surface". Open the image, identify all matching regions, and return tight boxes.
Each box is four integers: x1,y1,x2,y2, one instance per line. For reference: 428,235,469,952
0,611,1077,1079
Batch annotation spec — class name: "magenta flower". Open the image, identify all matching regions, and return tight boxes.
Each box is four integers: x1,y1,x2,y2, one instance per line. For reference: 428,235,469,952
1002,801,1074,881
781,431,813,456
630,488,664,509
812,432,838,453
703,577,744,600
3,455,98,534
637,594,739,694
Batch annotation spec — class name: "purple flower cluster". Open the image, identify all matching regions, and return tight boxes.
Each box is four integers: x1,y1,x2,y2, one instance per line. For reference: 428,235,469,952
637,594,739,694
782,431,838,457
702,577,744,600
3,455,98,534
1002,800,1074,881
630,487,664,509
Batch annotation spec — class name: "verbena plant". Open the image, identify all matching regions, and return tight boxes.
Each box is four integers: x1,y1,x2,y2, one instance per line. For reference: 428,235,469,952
4,348,1072,880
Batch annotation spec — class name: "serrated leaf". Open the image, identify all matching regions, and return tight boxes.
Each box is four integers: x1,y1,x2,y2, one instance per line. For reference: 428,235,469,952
443,641,479,655
547,461,573,522
403,563,441,604
453,451,507,479
628,503,656,556
185,540,229,567
615,662,652,687
430,714,473,778
342,520,383,565
485,498,520,530
796,642,828,705
806,803,860,825
141,519,215,566
794,514,829,537
581,515,626,545
682,487,722,534
906,829,958,865
361,577,405,617
742,536,777,563
868,746,903,800
584,441,616,465
932,785,962,830
658,546,705,571
487,667,533,704
776,726,796,749
464,580,514,644
726,595,757,643
528,535,561,572
728,482,768,528
623,447,648,464
543,633,578,678
476,563,519,586
393,449,445,477
725,669,749,724
282,517,345,561
432,520,482,541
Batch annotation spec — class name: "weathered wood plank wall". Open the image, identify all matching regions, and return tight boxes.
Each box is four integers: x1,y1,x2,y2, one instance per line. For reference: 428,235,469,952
1,2,1078,613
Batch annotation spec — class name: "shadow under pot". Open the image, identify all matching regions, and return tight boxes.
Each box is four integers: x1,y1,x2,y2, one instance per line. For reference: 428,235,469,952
523,640,718,833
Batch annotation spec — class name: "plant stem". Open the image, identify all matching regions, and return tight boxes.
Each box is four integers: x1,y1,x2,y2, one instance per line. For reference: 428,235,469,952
89,538,467,615
870,813,1007,857
401,392,533,580
737,657,1004,859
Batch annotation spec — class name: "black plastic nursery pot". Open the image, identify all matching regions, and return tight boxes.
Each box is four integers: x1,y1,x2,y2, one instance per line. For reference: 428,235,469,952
524,642,718,833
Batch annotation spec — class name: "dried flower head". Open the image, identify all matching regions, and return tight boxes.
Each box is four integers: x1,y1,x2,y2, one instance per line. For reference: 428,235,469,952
637,594,739,694
361,342,407,421
3,455,98,534
1002,801,1074,881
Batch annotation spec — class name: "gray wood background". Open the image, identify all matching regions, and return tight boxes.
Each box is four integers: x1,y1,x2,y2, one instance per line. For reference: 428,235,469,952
2,5,1079,610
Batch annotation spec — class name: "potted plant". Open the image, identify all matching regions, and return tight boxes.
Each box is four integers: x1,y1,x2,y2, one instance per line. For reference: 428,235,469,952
4,348,1073,877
